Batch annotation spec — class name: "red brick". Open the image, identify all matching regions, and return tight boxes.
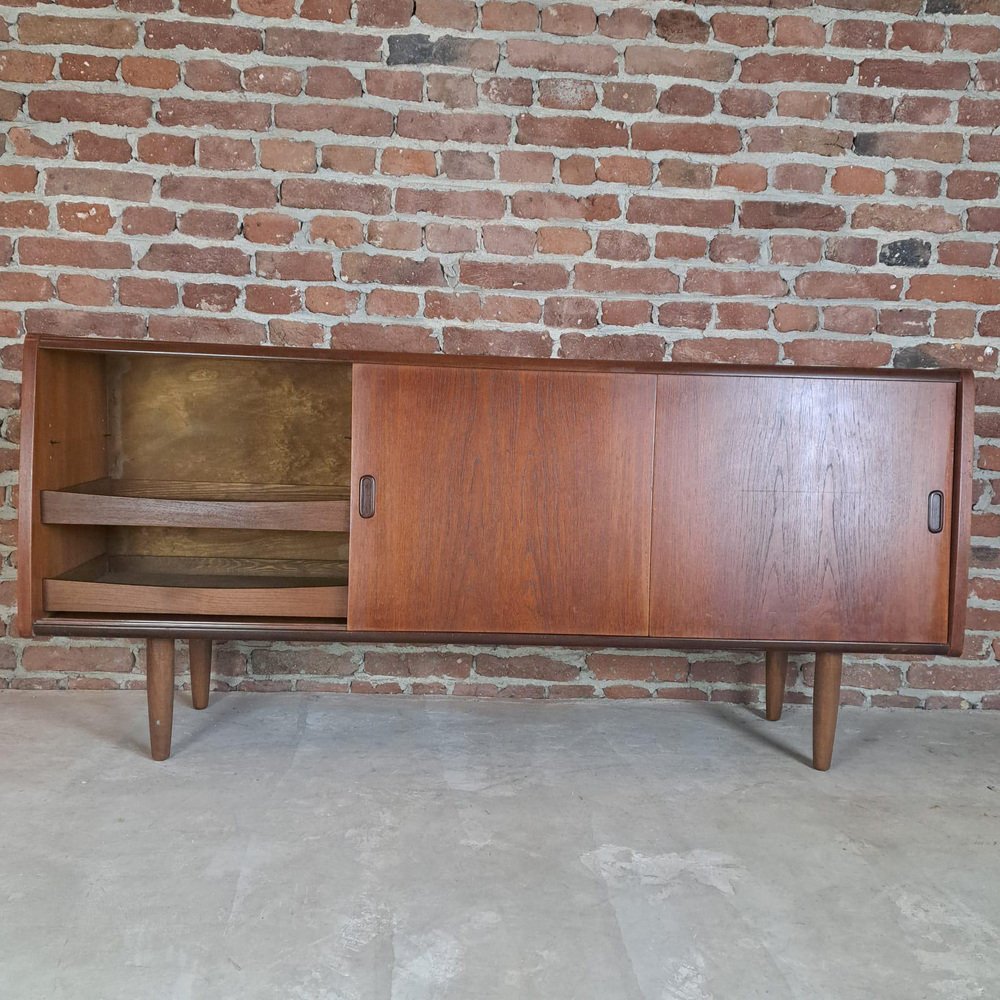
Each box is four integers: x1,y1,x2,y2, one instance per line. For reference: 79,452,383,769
0,273,53,302
357,0,412,26
709,235,760,264
539,78,596,111
342,252,444,287
60,54,119,83
628,196,734,228
823,305,878,335
260,139,315,173
543,296,598,329
29,91,150,127
163,175,274,208
20,236,130,269
481,1,536,31
500,151,553,183
72,130,131,163
310,216,363,247
589,654,687,683
537,227,591,255
320,145,377,174
858,59,969,90
9,128,67,160
367,220,421,251
853,204,960,234
749,126,849,156
711,13,768,46
149,315,265,344
381,147,437,177
179,210,237,239
633,122,739,154
741,53,853,84
773,303,818,332
541,3,594,36
776,91,831,120
482,225,535,256
461,261,568,291
720,88,772,118
137,133,194,166
158,98,270,131
774,15,825,47
597,156,652,186
603,82,656,113
741,201,846,231
602,300,652,326
796,272,902,301
0,51,56,83
24,308,145,339
715,304,772,330
366,69,423,101
299,0,350,20
265,27,379,61
182,282,239,312
595,231,650,262
512,191,618,222
304,286,359,315
417,0,476,29
598,9,650,39
908,275,1000,306
654,233,708,260
574,264,678,295
625,46,734,82
246,285,301,314
674,337,778,364
716,163,767,192
395,188,503,220
508,39,617,75
443,326,550,357
784,340,892,367
121,55,178,89
366,289,420,317
121,206,175,236
244,65,302,95
56,201,115,235
283,179,389,215
139,243,250,276
948,170,1000,200
0,201,48,230
18,14,138,48
559,333,666,362
831,20,886,49
0,166,37,194
185,58,240,92
516,113,626,149
304,66,362,100
685,269,786,297
832,166,884,195
330,322,436,353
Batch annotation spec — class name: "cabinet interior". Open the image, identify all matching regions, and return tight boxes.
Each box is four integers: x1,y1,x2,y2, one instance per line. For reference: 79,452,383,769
36,349,352,622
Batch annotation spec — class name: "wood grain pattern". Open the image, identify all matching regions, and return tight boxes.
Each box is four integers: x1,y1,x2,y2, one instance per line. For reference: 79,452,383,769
812,651,843,771
349,364,656,634
189,638,211,710
650,375,956,645
110,355,352,487
44,555,347,618
18,345,110,635
41,479,350,532
146,638,175,761
765,650,788,721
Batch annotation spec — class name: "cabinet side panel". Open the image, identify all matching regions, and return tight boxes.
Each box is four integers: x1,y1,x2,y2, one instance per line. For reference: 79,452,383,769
650,374,955,645
947,369,975,656
22,348,109,631
349,364,655,635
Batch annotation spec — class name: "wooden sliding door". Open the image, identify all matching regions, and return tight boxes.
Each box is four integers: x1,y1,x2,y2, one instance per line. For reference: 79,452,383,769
349,364,656,635
649,374,956,645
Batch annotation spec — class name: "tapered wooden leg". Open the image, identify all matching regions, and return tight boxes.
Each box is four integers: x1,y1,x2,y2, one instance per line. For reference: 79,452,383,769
146,638,175,761
812,651,843,772
765,650,788,721
189,638,212,710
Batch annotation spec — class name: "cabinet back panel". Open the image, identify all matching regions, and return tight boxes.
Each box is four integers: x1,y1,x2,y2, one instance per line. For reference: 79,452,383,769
109,355,352,487
349,364,655,635
109,526,349,563
650,375,956,644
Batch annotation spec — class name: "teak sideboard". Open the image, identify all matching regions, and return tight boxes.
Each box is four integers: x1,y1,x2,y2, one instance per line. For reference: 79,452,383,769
17,336,974,770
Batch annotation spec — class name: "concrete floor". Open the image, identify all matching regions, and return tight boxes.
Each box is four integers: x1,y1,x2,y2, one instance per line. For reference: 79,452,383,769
0,694,998,1000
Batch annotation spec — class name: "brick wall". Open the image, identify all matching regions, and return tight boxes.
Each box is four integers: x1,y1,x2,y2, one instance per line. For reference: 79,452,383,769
2,0,1000,710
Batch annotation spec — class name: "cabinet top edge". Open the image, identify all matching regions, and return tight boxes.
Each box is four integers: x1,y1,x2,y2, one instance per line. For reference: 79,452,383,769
23,334,970,383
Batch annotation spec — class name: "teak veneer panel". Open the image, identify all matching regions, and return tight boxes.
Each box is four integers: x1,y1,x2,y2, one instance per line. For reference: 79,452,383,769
650,374,957,645
349,364,656,635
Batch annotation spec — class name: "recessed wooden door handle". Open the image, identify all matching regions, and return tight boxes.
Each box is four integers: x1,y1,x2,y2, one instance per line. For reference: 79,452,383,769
928,490,944,533
359,475,376,519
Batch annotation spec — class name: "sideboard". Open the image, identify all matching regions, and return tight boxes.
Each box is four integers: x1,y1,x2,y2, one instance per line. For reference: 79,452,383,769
17,336,974,769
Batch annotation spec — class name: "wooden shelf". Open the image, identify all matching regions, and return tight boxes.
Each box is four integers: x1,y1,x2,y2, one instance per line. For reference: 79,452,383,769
41,479,351,533
43,555,348,619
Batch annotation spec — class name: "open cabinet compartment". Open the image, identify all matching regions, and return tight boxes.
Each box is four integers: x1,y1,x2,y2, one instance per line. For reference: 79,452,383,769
28,346,352,625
